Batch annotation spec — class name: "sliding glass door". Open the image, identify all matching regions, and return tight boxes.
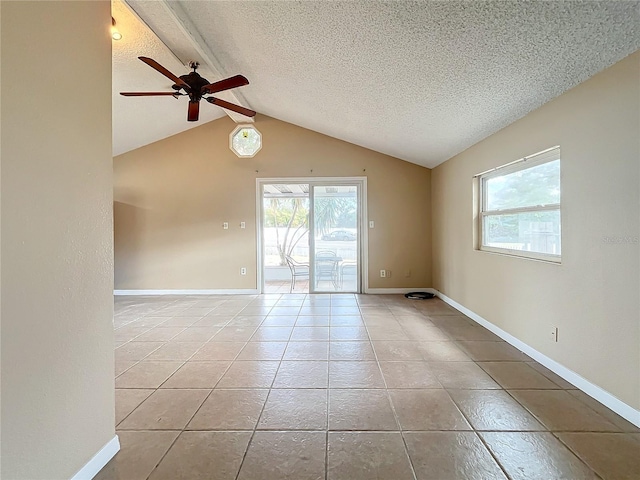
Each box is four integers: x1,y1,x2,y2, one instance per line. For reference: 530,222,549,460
310,184,360,293
258,178,364,294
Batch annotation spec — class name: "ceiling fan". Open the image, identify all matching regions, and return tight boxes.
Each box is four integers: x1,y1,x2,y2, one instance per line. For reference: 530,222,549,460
120,56,256,121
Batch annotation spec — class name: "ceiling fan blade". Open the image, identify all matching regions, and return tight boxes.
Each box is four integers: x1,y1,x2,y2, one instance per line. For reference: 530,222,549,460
138,56,190,91
187,101,200,122
120,92,180,96
206,97,256,117
201,75,249,95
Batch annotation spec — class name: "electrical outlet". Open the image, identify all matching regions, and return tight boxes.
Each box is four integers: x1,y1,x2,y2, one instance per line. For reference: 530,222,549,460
240,222,246,229
223,222,229,230
386,270,391,278
369,221,375,228
551,326,558,342
405,269,411,277
240,267,247,275
380,269,386,278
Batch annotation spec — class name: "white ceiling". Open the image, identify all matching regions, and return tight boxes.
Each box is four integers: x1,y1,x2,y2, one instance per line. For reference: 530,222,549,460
115,1,640,167
112,0,226,156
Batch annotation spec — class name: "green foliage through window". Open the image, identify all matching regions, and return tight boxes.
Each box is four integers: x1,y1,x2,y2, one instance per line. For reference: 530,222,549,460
486,160,560,211
479,148,561,259
264,198,309,266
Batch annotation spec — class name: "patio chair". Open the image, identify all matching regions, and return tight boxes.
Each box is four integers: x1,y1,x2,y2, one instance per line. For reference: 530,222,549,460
339,260,358,289
284,255,309,293
315,250,341,288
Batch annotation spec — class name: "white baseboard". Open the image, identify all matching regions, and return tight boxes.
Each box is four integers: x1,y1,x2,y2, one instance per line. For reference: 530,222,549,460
365,287,437,295
70,435,120,480
435,290,640,428
114,289,259,296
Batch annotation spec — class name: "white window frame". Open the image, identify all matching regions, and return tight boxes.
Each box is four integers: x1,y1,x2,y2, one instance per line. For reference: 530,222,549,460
255,177,369,294
230,124,262,158
476,146,561,263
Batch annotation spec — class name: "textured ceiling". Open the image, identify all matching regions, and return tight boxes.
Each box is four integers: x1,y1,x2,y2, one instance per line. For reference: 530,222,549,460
117,1,640,167
112,0,225,156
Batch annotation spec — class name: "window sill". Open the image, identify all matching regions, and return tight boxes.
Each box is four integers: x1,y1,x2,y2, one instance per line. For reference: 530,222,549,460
476,246,562,264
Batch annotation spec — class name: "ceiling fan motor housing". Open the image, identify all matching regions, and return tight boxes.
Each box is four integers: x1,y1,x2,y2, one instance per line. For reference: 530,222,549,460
121,56,256,120
176,72,211,101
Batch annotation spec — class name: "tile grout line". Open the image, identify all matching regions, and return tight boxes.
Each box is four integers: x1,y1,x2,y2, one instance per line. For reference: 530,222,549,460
140,300,252,480
113,293,622,480
232,294,303,480
495,388,607,479
123,296,272,480
472,431,514,480
551,432,606,480
113,300,198,370
410,298,607,480
363,304,419,480
378,301,512,480
438,373,512,479
396,299,504,479
403,301,526,480
393,303,448,480
125,300,212,480
144,432,182,480
325,297,331,480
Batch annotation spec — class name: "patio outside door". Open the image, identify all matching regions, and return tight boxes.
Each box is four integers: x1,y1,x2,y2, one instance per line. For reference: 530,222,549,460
310,184,360,293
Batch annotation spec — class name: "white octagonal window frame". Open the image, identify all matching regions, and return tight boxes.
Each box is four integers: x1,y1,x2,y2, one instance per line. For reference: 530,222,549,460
230,124,262,158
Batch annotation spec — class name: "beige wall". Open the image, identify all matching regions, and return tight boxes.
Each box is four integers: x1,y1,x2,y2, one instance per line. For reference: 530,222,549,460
432,52,640,409
114,115,431,290
1,2,115,478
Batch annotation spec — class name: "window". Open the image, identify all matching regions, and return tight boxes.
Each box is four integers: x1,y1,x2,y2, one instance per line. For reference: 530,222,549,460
477,146,561,262
230,125,261,158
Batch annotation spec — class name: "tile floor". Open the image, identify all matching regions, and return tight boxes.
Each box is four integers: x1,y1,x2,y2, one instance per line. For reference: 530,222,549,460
264,275,357,294
264,279,309,293
99,293,640,480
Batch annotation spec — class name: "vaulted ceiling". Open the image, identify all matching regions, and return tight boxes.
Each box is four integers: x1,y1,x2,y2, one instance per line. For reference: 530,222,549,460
113,0,640,167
